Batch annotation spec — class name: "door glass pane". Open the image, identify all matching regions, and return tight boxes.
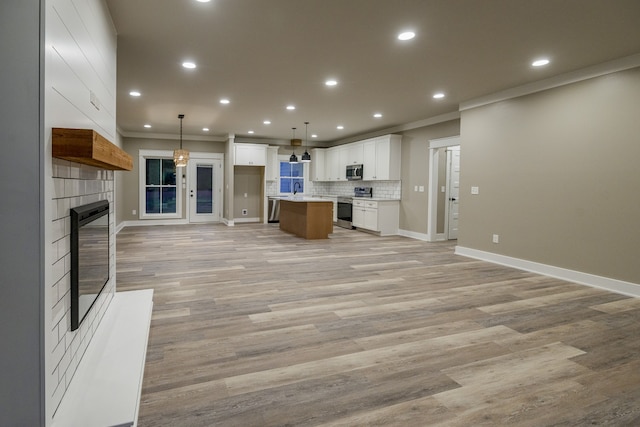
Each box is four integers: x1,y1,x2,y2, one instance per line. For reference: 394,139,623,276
196,165,213,214
146,159,160,185
145,188,160,213
162,187,177,213
162,159,176,185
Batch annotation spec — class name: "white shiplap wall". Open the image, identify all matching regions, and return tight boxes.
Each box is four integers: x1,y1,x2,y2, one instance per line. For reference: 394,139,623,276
44,0,117,423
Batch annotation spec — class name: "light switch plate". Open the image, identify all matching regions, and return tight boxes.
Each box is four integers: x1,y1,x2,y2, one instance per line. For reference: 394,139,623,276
492,234,500,243
471,186,479,195
419,186,425,192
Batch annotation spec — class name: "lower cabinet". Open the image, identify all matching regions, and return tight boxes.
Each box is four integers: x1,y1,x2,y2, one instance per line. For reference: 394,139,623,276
352,200,399,236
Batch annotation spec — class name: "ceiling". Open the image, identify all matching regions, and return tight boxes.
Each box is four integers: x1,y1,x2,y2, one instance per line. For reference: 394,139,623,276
105,0,640,144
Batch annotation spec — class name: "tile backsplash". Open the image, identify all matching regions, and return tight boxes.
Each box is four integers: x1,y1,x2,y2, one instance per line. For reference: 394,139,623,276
268,180,401,199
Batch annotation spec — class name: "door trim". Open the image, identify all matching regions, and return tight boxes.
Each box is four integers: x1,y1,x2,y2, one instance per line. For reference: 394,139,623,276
185,152,224,223
427,136,460,242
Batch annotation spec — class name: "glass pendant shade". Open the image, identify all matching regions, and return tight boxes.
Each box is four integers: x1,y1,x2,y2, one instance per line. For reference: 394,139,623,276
174,114,189,167
173,149,189,167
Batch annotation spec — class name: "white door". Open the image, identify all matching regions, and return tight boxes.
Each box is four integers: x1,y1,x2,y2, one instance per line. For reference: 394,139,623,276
188,159,223,223
445,146,460,239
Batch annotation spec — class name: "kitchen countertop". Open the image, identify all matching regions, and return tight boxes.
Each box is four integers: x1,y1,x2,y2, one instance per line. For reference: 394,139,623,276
274,196,329,202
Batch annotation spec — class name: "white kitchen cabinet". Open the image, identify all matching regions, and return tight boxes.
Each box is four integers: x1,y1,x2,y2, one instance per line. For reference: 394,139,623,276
265,146,279,180
310,148,326,181
362,135,401,180
346,142,364,165
352,199,399,236
326,146,346,181
235,143,266,166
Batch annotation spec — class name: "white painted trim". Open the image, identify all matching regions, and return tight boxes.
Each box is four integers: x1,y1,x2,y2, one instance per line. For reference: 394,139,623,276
234,217,261,223
455,246,640,298
427,136,460,242
120,131,227,142
117,219,189,229
222,218,235,226
460,53,640,112
397,228,429,241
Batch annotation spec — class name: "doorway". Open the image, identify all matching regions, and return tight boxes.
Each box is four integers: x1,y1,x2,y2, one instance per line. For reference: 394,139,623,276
444,146,460,239
427,136,460,242
187,154,224,223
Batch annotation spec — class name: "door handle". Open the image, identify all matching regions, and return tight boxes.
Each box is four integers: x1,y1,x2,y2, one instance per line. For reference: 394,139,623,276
190,190,194,198
449,197,457,201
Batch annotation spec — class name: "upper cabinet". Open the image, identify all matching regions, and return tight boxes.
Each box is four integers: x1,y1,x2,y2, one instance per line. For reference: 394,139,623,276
235,143,266,166
266,146,279,180
345,142,364,165
362,135,402,181
310,134,401,182
310,148,326,181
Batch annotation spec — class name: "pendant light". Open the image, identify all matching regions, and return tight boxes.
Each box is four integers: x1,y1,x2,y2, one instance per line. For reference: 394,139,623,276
173,114,189,167
289,127,299,164
301,121,311,163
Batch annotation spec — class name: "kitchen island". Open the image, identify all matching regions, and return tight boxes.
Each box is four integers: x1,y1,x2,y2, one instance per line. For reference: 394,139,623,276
279,198,333,239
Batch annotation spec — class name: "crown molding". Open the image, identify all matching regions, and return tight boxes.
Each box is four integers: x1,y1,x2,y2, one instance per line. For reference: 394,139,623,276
460,53,640,112
119,131,228,142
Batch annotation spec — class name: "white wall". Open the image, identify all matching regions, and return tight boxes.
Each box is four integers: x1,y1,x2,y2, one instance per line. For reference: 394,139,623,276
44,0,117,422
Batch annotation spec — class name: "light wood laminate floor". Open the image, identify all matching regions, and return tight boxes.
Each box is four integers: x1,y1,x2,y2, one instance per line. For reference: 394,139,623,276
116,224,640,426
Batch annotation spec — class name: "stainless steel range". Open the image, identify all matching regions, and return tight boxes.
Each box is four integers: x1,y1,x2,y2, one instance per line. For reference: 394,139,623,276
336,187,373,229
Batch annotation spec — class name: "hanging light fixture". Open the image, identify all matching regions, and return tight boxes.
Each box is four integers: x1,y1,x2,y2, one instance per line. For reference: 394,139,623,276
301,121,311,163
173,114,189,167
289,127,299,164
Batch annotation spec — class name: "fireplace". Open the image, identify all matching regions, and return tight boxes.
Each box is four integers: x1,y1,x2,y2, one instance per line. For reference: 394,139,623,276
70,200,110,331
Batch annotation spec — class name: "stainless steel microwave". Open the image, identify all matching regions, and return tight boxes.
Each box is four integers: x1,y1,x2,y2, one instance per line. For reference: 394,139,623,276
346,164,363,180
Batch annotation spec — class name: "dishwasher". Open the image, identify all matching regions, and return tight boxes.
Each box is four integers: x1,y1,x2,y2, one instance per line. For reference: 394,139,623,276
268,197,280,223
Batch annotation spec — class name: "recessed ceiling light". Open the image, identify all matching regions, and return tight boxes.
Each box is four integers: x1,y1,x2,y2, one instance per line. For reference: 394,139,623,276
325,79,338,86
286,105,296,110
263,120,271,125
373,113,383,118
398,31,415,41
337,125,344,130
182,61,196,69
433,93,445,99
129,91,141,97
311,134,318,138
532,58,550,67
202,128,209,132
248,130,254,134
195,0,211,2
143,124,151,128
220,99,230,104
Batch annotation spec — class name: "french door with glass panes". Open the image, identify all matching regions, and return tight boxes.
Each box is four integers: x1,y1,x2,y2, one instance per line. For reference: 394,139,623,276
188,156,223,223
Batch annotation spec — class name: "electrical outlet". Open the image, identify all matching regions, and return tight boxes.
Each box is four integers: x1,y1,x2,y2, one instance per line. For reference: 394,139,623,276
471,186,479,195
419,186,425,192
492,234,500,244
242,209,248,216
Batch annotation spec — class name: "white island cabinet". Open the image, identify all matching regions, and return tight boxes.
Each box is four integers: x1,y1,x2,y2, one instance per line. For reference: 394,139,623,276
352,199,399,236
235,143,266,166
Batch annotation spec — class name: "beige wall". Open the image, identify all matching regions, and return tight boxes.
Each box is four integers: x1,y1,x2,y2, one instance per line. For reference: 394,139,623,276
459,67,640,284
118,137,226,223
233,166,264,219
399,120,461,234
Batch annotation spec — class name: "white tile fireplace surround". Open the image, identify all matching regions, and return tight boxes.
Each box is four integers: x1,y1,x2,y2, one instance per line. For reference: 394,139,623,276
49,158,116,413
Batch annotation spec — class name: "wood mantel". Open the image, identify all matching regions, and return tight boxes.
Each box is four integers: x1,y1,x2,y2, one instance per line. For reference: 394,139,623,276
53,128,133,171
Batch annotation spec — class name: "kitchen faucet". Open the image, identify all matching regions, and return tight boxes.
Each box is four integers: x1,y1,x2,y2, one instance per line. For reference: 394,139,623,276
293,181,301,195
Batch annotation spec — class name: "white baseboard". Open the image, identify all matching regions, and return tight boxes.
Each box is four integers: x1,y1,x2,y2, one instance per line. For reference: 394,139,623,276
234,217,261,223
222,218,234,226
455,246,640,298
398,228,429,241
